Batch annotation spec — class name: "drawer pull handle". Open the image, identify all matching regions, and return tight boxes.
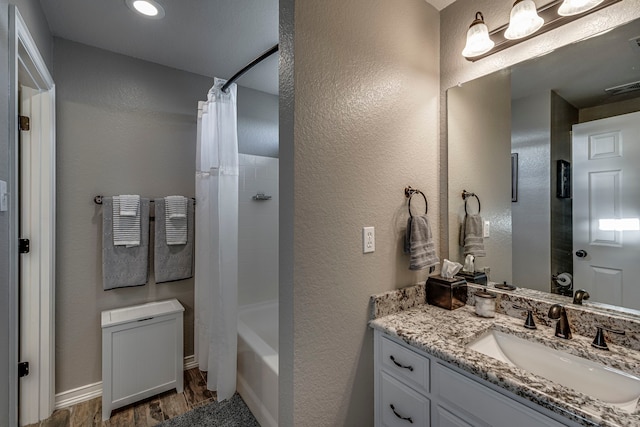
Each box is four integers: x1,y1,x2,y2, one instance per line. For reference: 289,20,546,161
390,404,413,423
389,355,414,371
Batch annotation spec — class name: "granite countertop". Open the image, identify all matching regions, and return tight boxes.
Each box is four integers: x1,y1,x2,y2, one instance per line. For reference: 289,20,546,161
369,302,640,427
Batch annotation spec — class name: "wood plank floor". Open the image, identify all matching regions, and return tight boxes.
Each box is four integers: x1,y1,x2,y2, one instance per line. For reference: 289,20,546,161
27,368,217,427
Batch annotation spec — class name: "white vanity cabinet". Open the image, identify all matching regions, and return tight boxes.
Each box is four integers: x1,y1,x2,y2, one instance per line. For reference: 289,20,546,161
374,330,579,427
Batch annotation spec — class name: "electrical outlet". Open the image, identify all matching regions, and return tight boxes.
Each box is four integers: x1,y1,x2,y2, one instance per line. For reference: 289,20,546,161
363,226,375,253
483,220,490,238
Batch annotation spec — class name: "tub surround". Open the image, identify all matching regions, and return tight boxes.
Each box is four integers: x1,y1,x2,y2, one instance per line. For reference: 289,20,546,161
370,283,640,426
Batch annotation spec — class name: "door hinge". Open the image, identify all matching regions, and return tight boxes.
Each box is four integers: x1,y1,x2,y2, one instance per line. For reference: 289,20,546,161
19,115,30,131
19,238,30,254
18,362,29,378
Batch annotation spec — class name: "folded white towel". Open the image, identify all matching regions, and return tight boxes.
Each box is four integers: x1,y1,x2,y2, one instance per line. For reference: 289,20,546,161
112,196,141,247
119,194,139,217
165,196,188,245
166,195,187,219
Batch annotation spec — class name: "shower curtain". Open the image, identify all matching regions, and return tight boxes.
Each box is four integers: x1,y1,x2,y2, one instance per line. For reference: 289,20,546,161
195,78,239,401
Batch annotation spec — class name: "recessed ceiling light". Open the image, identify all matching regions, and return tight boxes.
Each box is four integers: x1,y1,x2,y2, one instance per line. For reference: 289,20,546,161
126,0,165,19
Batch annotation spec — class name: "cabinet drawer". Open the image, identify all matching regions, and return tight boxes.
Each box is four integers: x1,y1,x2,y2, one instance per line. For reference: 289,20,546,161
436,363,567,427
380,335,430,393
379,371,430,427
435,406,474,427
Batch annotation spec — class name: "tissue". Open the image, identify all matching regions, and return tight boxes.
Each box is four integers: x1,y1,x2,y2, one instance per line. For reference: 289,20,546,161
441,259,463,279
463,254,475,272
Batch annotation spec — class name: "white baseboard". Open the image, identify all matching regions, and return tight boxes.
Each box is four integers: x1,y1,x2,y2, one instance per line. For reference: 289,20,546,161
183,355,198,370
55,355,199,409
55,381,102,409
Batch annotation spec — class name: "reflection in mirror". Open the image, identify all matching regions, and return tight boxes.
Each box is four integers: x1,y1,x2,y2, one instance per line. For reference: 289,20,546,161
447,18,640,312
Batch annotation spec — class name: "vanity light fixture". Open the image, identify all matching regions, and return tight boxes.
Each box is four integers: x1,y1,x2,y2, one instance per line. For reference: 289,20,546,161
126,0,165,19
504,0,544,40
462,0,621,61
462,12,495,58
558,0,605,16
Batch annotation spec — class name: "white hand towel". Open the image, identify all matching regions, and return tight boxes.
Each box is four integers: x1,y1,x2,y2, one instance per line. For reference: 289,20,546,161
112,196,141,247
119,194,139,217
165,196,188,245
166,195,187,219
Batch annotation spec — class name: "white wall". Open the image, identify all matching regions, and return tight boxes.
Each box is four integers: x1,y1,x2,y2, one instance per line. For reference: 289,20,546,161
238,154,279,306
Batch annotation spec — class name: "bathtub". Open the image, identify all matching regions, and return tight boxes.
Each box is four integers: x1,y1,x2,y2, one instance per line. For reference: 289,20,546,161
237,300,278,427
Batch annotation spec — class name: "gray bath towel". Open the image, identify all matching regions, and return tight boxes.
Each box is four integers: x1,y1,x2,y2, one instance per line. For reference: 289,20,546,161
102,197,150,290
461,214,486,257
154,198,194,283
405,215,439,271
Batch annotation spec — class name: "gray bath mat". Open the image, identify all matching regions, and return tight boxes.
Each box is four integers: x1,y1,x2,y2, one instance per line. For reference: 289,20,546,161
159,393,260,427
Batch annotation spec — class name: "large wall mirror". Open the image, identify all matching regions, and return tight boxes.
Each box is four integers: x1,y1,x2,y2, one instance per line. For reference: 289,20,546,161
447,17,640,312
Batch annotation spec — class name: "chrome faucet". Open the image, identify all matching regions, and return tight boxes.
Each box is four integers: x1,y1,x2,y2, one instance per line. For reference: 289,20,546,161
548,304,572,339
572,289,590,305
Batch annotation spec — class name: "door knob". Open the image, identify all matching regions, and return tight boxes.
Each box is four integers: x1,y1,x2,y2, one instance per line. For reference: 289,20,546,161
576,250,588,258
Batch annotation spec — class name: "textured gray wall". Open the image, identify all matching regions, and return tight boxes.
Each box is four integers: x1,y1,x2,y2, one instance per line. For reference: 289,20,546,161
54,37,204,393
512,92,551,291
53,38,278,393
550,92,577,292
280,0,439,424
447,71,512,283
0,1,52,425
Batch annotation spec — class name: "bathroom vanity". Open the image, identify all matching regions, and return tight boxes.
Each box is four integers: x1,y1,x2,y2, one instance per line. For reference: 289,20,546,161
370,284,640,427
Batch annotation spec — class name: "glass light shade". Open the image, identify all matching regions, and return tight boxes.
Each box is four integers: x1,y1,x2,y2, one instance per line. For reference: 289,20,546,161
462,23,495,57
504,0,544,40
558,0,605,16
462,13,495,58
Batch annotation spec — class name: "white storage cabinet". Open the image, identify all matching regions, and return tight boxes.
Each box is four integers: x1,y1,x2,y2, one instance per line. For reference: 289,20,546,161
102,299,184,421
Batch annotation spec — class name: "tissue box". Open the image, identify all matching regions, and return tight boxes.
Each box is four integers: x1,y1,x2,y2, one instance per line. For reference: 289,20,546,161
457,271,488,286
426,275,467,310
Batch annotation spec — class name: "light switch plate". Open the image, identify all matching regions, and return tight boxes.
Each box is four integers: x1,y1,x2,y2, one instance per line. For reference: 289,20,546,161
483,220,490,238
0,180,7,212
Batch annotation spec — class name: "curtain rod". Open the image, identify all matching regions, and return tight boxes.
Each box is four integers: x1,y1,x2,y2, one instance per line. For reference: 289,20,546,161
221,44,279,93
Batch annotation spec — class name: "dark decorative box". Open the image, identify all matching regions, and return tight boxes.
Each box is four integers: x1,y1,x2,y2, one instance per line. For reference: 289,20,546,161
426,275,468,310
457,271,488,286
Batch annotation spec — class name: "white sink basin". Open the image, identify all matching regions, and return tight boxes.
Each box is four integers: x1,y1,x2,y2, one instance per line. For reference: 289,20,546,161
468,329,640,412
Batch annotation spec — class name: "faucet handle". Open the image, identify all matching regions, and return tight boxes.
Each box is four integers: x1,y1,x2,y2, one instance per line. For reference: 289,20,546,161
513,305,537,330
573,289,590,305
591,326,625,351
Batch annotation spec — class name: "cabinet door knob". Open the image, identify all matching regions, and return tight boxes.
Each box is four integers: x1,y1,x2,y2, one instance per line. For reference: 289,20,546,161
390,404,413,423
576,250,588,258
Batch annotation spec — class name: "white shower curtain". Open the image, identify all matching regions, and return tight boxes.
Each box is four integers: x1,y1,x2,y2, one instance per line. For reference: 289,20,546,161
195,77,239,401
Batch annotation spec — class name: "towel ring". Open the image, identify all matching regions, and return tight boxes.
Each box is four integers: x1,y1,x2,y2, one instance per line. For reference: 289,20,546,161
462,190,481,215
405,186,428,218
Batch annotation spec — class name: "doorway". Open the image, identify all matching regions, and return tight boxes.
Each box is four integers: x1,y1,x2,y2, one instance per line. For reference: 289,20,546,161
9,6,56,426
572,110,640,309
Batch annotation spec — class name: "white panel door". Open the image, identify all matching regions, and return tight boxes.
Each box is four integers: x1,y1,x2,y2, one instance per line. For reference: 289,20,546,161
572,111,640,309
